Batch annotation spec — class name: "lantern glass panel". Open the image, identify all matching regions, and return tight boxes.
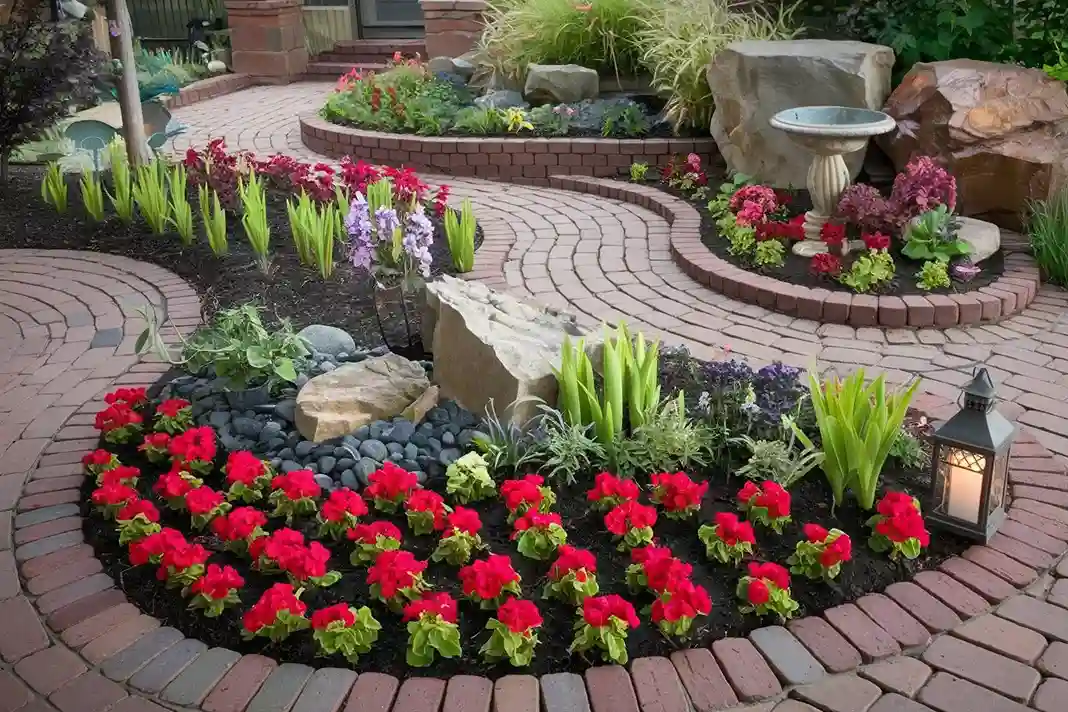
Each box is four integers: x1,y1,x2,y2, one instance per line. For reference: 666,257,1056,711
937,447,986,525
988,450,1008,515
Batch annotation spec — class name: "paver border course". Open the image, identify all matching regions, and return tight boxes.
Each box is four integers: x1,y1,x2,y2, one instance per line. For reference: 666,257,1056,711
546,175,1041,329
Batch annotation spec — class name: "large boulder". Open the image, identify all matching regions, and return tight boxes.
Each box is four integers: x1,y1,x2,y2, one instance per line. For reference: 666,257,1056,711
878,60,1068,230
424,276,589,426
707,39,895,189
295,353,434,442
523,64,599,104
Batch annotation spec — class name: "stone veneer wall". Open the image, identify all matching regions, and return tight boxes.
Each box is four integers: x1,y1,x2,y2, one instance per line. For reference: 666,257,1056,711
420,0,487,59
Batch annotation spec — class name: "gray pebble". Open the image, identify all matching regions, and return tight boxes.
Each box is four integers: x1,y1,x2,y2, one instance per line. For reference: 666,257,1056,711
295,441,316,458
369,421,387,441
441,431,456,447
278,447,295,460
424,438,442,458
439,448,461,466
386,442,404,456
388,421,415,444
359,439,388,461
355,458,379,485
409,432,430,449
209,410,231,429
266,437,285,451
340,470,359,489
318,456,337,474
285,432,301,448
414,470,428,483
306,463,319,474
312,445,334,458
403,443,419,461
192,386,212,400
353,425,371,440
280,460,301,473
261,420,283,437
295,374,309,388
275,399,296,423
458,429,478,448
388,452,404,462
336,457,355,471
314,474,334,491
320,361,337,372
399,458,421,472
333,447,350,459
269,457,283,469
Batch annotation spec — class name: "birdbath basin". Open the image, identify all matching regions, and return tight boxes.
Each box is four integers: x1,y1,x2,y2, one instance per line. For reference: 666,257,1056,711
770,106,896,254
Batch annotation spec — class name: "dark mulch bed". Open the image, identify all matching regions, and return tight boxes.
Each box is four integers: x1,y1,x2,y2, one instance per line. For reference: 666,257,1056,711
656,179,1005,297
0,166,481,350
82,368,969,679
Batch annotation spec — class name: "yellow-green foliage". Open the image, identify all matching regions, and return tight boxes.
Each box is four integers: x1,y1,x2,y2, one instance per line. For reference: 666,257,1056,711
41,161,67,213
168,164,194,245
107,138,134,224
79,171,105,222
444,198,476,273
198,184,228,256
239,169,271,272
133,159,170,234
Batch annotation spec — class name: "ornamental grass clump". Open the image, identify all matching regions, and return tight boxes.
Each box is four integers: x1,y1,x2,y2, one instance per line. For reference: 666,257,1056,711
107,138,134,224
133,159,170,235
41,161,67,213
1029,188,1068,286
239,169,271,272
789,369,920,511
198,184,228,256
287,191,338,279
168,164,194,245
80,170,105,222
444,198,476,272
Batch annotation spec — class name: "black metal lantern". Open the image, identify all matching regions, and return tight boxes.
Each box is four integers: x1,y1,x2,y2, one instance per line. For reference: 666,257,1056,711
928,368,1016,542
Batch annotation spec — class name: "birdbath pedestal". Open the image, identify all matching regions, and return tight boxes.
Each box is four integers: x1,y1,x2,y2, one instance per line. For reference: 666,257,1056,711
769,106,897,256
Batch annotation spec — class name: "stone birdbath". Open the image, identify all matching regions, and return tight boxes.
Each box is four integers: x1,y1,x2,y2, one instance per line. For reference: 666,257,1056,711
769,106,897,256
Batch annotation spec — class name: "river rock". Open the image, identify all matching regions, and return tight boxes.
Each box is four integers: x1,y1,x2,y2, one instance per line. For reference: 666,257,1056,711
296,325,356,358
474,89,528,110
359,439,389,462
523,64,599,104
294,353,434,441
425,276,591,426
879,59,1068,230
707,39,894,189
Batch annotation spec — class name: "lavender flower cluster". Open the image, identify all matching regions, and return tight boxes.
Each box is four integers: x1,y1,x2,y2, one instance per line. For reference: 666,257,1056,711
344,192,435,280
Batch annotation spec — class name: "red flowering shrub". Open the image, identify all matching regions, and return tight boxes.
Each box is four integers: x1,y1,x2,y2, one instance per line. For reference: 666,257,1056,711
138,432,171,464
95,402,143,444
650,472,707,519
544,545,599,605
364,462,420,513
570,594,640,665
431,506,484,566
625,545,693,595
820,222,846,248
867,491,929,560
168,426,217,475
115,498,161,545
789,524,852,581
756,215,805,241
129,528,186,567
223,451,273,504
501,474,555,522
185,486,232,530
367,550,429,611
405,489,450,536
586,472,640,512
269,469,321,523
105,387,148,407
737,481,792,533
459,554,521,608
98,465,140,487
211,506,268,555
188,564,244,617
402,592,461,667
481,597,543,666
347,521,404,565
311,603,381,664
242,583,309,642
154,468,202,509
91,482,138,519
810,253,843,276
652,580,711,639
83,449,119,479
250,527,306,573
154,398,193,434
157,540,209,588
862,232,891,251
605,501,658,550
737,561,798,621
698,511,756,565
317,487,369,540
512,511,567,561
283,541,342,588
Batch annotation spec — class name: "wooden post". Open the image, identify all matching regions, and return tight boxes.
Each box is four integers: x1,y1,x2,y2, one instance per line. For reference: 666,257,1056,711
105,0,149,166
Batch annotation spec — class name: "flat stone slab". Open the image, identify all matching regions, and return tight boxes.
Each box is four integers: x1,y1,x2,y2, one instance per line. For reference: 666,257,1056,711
750,626,825,685
160,647,242,706
247,663,314,712
100,626,183,682
541,672,591,712
128,638,207,694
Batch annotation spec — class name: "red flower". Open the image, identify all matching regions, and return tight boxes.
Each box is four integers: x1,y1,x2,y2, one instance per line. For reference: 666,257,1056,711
95,402,142,432
604,501,658,536
402,592,458,624
587,472,640,505
444,506,481,536
497,597,543,634
501,475,545,513
748,561,790,591
212,506,267,541
243,583,307,633
185,487,225,516
512,510,562,536
156,398,191,418
432,184,450,218
367,550,426,599
225,451,267,486
550,545,597,580
82,449,116,468
631,545,673,566
459,554,520,601
582,595,640,629
810,253,843,276
652,580,711,623
282,541,331,581
92,482,138,507
139,432,171,451
803,523,830,542
714,512,756,546
747,578,770,605
251,527,305,563
364,462,419,503
168,426,216,463
312,603,356,629
820,222,846,246
405,489,448,530
651,471,708,513
322,488,368,522
158,541,209,580
739,481,791,519
641,552,693,593
117,498,159,522
99,465,140,486
347,521,402,545
129,528,186,565
104,387,147,406
821,534,853,567
190,564,244,600
862,232,891,250
271,470,321,500
875,492,930,546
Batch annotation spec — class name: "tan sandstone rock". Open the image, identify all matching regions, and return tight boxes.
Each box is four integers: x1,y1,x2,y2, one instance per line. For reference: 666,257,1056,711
425,276,589,426
295,354,432,441
879,59,1068,229
707,39,895,189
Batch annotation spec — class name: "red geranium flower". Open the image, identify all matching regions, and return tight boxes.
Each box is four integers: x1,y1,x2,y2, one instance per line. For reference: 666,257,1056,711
347,521,402,545
185,487,226,516
367,550,426,599
747,578,770,605
243,583,306,633
99,465,140,487
157,541,209,581
497,597,543,634
748,561,790,591
650,472,708,515
582,594,639,629
874,492,930,546
311,603,356,630
604,501,658,536
550,545,597,580
402,592,458,623
820,222,846,246
322,488,369,522
364,462,420,503
225,451,268,486
250,527,305,563
512,510,563,537
104,387,147,406
638,549,693,593
652,580,711,624
168,426,216,463
444,506,481,536
405,489,448,531
190,564,244,600
117,498,159,522
587,472,640,507
95,402,142,432
156,398,191,418
271,470,321,500
810,253,843,276
501,475,545,513
459,554,520,601
862,232,891,250
714,511,756,546
282,541,331,581
91,482,138,507
821,533,853,567
83,449,116,468
139,432,171,450
129,528,186,566
212,506,267,541
738,481,791,519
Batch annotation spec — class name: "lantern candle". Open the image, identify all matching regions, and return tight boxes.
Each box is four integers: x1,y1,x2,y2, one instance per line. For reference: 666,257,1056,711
945,450,985,524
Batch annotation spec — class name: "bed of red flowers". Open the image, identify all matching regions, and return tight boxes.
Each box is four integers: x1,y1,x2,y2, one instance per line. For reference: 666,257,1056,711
82,388,965,678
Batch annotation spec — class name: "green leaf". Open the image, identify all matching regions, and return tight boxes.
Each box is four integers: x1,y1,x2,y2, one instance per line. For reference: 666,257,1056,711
273,358,297,383
245,345,270,368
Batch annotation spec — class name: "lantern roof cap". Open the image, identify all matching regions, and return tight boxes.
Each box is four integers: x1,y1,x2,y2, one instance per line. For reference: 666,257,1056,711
964,368,997,401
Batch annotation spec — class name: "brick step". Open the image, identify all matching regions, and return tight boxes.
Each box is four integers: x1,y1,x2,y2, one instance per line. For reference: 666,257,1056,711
314,52,401,64
326,39,426,60
304,62,386,77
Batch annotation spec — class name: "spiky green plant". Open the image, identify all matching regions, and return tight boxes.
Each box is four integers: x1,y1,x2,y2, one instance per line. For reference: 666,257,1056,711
198,184,228,256
79,171,105,222
133,159,170,234
41,161,67,213
444,198,476,272
106,138,134,224
168,164,194,245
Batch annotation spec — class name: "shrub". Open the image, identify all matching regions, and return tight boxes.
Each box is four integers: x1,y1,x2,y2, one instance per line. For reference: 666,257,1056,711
1029,188,1068,286
321,61,463,135
839,249,895,293
916,260,950,291
0,7,102,183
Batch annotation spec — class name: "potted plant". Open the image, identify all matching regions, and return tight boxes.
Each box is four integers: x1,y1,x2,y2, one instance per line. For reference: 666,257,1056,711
136,302,309,407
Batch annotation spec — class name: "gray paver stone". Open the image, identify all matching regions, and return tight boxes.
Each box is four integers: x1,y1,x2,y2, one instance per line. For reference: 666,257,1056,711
128,638,207,694
247,663,314,712
100,626,183,681
14,504,80,528
159,647,242,706
541,672,591,712
750,626,826,685
291,668,357,712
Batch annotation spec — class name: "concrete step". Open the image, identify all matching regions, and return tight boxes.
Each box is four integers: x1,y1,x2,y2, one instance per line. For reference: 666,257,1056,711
305,61,387,77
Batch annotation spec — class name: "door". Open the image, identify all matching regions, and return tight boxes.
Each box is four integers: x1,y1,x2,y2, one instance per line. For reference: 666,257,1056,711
357,0,423,36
